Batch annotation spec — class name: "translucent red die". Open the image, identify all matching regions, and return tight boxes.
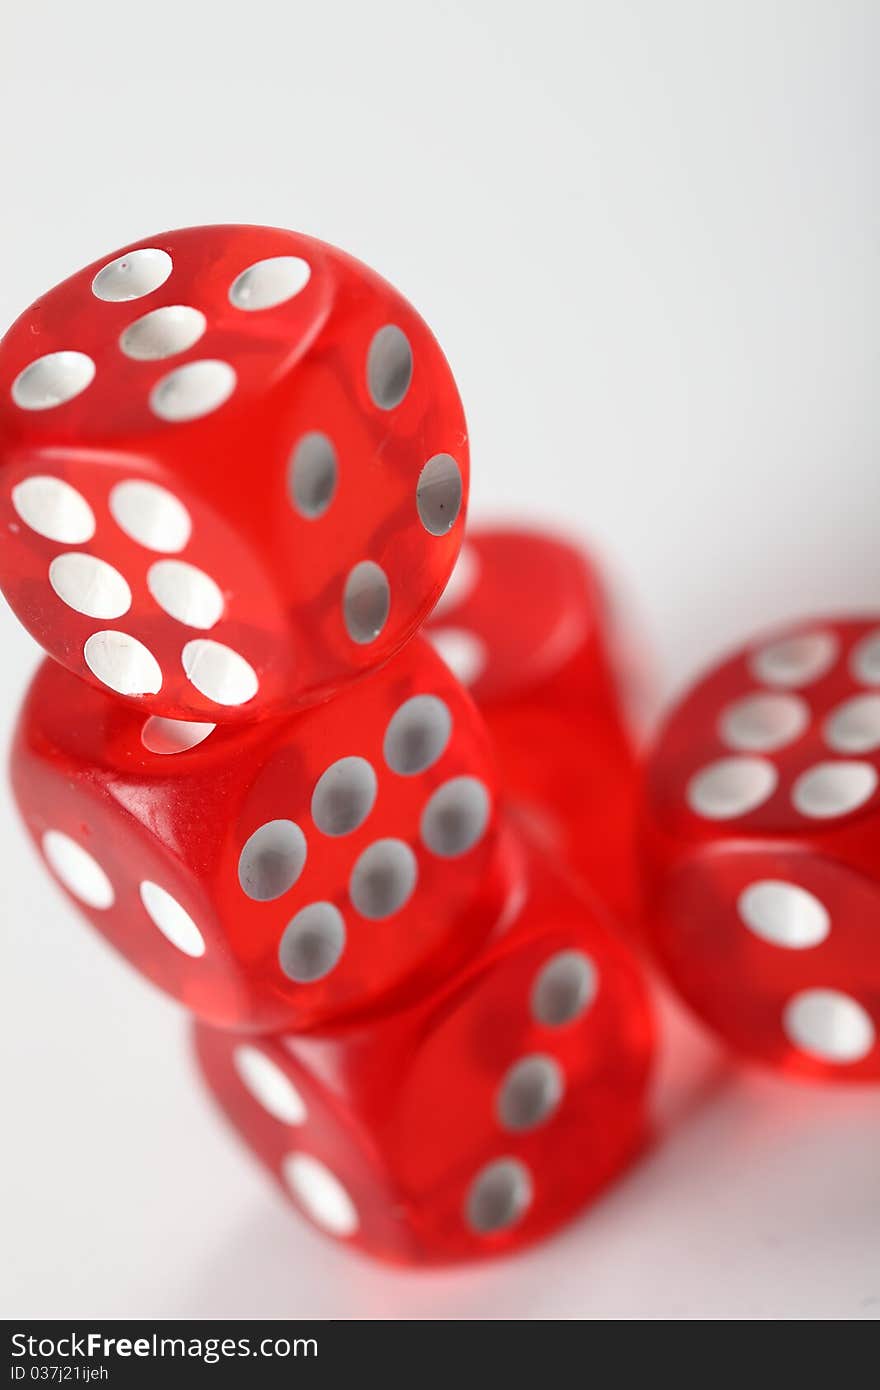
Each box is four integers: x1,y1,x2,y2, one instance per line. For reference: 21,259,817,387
425,527,645,924
11,637,504,1031
0,225,467,721
641,619,880,1079
194,828,654,1264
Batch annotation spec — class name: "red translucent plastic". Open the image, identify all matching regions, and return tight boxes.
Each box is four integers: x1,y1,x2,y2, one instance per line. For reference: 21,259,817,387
0,225,467,721
641,618,880,1079
11,637,504,1032
194,827,654,1265
425,528,643,924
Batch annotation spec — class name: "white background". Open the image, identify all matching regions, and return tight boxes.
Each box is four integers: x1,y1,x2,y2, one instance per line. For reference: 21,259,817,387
2,0,879,1319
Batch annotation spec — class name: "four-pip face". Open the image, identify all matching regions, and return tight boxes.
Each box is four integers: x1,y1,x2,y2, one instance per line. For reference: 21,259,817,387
0,225,468,720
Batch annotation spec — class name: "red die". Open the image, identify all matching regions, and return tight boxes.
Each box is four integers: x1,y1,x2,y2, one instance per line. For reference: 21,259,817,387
0,225,467,721
425,527,645,924
642,619,880,1079
11,637,504,1031
194,828,653,1265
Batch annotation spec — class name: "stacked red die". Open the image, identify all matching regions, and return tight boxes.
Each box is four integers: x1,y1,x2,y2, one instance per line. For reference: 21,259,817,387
12,640,508,1032
0,225,466,720
641,620,880,1080
1,225,654,1262
194,832,651,1262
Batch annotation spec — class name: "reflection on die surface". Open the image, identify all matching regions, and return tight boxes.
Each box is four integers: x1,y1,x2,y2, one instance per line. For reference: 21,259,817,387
194,828,654,1266
642,619,880,1079
425,528,646,926
11,637,506,1033
0,225,467,721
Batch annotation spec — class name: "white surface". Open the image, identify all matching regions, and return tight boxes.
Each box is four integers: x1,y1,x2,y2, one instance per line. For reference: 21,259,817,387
1,0,879,1321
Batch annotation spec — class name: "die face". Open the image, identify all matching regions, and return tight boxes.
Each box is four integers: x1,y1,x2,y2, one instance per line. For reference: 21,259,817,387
12,637,503,1032
387,849,653,1258
426,528,644,924
646,620,880,855
0,225,468,720
195,1028,406,1255
647,847,880,1079
194,830,654,1264
642,618,880,1078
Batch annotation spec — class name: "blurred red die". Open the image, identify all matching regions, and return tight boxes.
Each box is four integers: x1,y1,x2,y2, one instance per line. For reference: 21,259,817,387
642,619,880,1079
425,527,648,924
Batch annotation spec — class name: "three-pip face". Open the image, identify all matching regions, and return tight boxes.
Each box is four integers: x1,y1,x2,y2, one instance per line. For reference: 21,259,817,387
0,225,468,720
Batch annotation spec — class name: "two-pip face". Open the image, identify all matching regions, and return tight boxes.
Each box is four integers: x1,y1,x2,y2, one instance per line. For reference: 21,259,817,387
0,224,468,720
